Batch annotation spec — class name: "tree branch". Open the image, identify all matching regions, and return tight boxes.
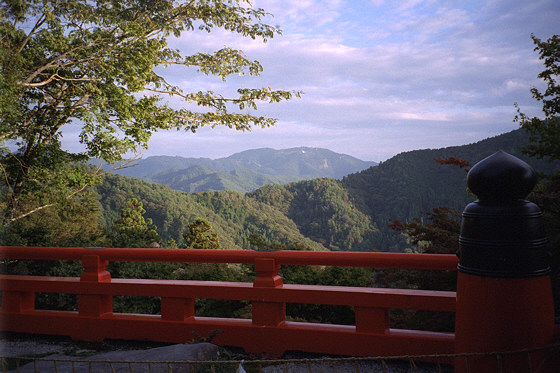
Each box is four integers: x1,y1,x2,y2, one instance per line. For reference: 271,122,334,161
23,73,99,87
17,14,47,54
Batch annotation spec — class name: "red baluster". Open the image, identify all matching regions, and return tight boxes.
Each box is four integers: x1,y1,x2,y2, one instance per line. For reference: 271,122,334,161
252,258,284,326
78,254,112,317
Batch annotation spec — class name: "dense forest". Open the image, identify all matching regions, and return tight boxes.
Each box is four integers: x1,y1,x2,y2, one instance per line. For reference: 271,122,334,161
94,174,327,251
343,129,560,250
3,128,556,254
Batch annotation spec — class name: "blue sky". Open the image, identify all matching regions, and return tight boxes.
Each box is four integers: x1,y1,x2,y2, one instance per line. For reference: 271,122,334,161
94,0,560,162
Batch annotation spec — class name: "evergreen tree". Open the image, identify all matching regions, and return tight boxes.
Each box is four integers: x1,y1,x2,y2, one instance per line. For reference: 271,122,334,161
166,238,178,249
183,218,221,250
110,198,161,248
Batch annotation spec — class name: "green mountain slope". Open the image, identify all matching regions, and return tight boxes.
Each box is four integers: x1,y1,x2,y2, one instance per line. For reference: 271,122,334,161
247,178,377,251
341,129,559,250
94,129,557,254
94,174,327,251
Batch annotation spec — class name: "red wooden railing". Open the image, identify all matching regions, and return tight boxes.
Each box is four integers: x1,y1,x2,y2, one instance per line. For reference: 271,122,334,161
0,246,457,358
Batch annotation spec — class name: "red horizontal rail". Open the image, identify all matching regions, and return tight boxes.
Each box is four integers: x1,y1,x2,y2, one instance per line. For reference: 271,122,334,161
0,275,457,311
0,246,457,359
0,246,458,270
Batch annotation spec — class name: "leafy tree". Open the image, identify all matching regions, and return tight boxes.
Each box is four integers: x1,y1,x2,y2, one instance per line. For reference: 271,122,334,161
0,190,106,247
434,156,471,172
515,35,560,163
0,0,300,224
165,238,178,249
183,218,221,249
110,198,161,248
514,34,560,316
388,206,461,256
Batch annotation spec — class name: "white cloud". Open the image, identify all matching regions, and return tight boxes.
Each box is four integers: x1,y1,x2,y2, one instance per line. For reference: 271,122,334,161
254,0,344,29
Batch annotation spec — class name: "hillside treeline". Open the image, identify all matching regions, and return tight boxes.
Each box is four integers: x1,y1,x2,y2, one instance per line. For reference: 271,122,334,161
2,129,557,254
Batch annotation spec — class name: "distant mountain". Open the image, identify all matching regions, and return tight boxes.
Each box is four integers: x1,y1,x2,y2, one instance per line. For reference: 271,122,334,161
151,165,299,194
95,156,216,180
220,147,376,179
97,147,376,193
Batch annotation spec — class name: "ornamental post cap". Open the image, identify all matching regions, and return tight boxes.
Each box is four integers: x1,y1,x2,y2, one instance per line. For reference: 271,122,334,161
459,150,549,278
467,150,537,202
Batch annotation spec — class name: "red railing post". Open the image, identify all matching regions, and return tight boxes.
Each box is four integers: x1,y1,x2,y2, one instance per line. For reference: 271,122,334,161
69,253,113,342
78,254,112,317
355,306,390,334
161,297,195,321
1,290,34,313
252,258,285,326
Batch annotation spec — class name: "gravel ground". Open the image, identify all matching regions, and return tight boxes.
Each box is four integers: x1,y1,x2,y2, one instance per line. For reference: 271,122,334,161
0,333,453,373
0,332,172,358
0,333,76,358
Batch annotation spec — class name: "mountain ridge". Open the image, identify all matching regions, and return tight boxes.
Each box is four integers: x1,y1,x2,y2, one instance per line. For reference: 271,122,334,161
97,147,377,193
340,128,559,250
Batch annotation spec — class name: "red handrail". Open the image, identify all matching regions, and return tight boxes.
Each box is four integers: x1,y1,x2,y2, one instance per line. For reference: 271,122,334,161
0,246,458,359
0,246,458,270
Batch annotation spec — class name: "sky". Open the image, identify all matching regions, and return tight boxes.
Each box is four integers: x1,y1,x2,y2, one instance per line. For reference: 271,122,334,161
83,0,560,162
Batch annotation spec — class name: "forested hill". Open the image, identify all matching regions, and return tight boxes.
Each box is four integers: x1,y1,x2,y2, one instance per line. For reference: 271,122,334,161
247,179,376,251
94,174,328,251
92,129,558,253
340,129,559,250
97,147,376,193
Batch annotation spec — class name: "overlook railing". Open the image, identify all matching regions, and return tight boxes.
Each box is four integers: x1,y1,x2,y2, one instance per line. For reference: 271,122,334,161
0,246,457,359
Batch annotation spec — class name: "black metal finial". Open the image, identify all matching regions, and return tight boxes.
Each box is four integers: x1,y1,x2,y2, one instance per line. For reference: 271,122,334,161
458,151,549,278
467,150,537,202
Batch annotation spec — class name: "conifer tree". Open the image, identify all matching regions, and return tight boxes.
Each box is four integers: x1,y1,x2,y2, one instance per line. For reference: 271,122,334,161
183,218,221,250
110,198,161,248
